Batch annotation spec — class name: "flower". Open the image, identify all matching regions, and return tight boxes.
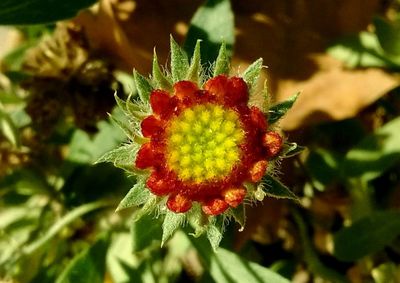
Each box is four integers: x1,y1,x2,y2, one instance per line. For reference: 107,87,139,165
98,38,301,248
135,75,283,215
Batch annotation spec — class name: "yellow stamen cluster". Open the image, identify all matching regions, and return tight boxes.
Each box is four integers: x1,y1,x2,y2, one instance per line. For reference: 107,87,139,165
166,104,245,183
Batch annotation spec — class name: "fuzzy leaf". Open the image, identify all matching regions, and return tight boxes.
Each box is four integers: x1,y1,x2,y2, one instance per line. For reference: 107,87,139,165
334,211,400,262
186,40,202,84
109,115,133,138
116,181,150,212
152,50,173,91
56,234,109,283
207,218,224,251
213,42,230,76
229,204,246,230
281,142,306,158
95,143,139,171
161,211,186,246
133,196,159,221
131,213,162,252
0,107,20,147
262,175,299,201
170,36,189,82
268,92,300,124
242,58,263,93
0,0,97,25
184,0,234,63
133,70,153,103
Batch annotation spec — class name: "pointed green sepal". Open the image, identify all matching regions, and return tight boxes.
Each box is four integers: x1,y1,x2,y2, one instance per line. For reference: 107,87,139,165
133,70,153,103
261,175,299,201
95,143,140,172
213,42,230,76
229,204,246,231
116,181,151,212
161,211,186,246
186,39,202,84
242,58,263,94
281,142,306,158
170,35,190,82
206,217,224,251
268,92,300,124
133,195,159,221
152,49,173,91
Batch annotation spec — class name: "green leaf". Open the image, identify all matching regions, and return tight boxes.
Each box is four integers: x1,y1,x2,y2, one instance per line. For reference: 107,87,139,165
131,213,162,252
0,106,20,147
206,218,223,251
372,263,399,283
268,92,300,124
133,70,153,103
189,235,291,283
116,181,150,212
0,0,97,25
23,201,110,257
96,143,139,171
374,17,400,56
242,58,263,93
213,42,230,76
186,40,202,84
281,142,306,158
152,50,173,91
327,32,400,69
170,36,189,82
342,116,400,181
184,0,234,63
333,211,400,262
161,211,186,246
56,234,109,283
261,175,298,201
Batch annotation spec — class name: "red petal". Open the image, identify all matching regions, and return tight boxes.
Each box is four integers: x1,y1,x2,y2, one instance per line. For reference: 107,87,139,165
249,160,268,182
135,143,163,169
225,77,249,106
174,81,198,101
204,75,229,101
167,194,192,213
263,131,283,158
150,90,170,116
202,198,229,215
250,106,267,131
146,171,173,196
141,115,162,137
223,187,246,208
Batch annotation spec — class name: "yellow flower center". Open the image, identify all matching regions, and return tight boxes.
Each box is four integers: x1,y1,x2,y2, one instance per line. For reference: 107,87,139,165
165,103,245,183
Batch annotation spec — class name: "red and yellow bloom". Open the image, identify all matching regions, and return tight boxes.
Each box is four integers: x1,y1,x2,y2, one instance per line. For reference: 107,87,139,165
135,75,283,215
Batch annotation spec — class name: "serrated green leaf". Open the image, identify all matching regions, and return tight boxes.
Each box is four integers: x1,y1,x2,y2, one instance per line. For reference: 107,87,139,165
133,196,159,222
242,58,263,93
333,211,400,262
133,70,153,103
161,211,186,246
109,115,133,138
170,36,189,82
268,92,300,124
261,175,298,201
186,40,202,84
116,181,150,212
0,0,97,25
374,16,400,56
229,204,246,230
206,217,224,251
131,213,162,252
184,0,234,63
213,42,230,76
152,50,173,91
342,116,400,182
56,234,109,283
281,142,306,158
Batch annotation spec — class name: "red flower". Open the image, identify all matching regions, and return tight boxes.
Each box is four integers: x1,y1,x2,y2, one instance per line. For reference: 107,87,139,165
135,75,283,215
